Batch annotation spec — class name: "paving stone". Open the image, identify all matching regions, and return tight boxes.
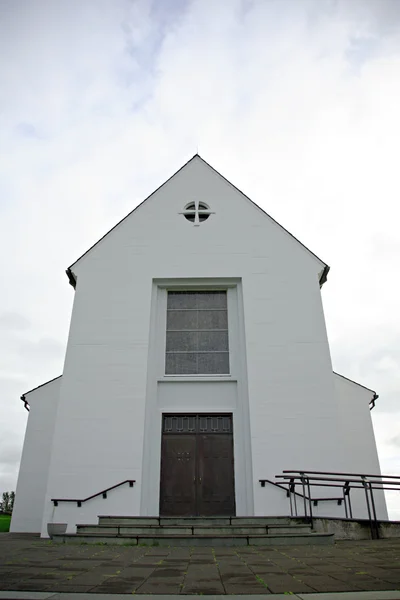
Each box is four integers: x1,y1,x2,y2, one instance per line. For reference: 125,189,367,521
39,584,96,592
350,578,400,591
259,574,315,593
224,584,271,594
1,582,52,592
182,581,226,594
118,566,156,578
2,533,400,595
136,578,183,593
89,582,136,593
299,574,361,591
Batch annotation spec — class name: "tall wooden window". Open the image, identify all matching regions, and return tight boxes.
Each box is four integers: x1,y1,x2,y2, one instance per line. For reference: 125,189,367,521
165,291,229,375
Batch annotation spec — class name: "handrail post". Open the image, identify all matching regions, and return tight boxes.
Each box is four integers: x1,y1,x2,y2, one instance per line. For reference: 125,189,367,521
300,473,308,519
343,481,349,519
368,481,379,539
288,482,293,517
305,476,313,528
361,476,375,539
290,480,298,516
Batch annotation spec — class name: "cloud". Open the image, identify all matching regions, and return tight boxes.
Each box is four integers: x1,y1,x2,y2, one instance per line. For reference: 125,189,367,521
389,435,400,449
14,123,41,139
0,312,31,332
0,0,399,517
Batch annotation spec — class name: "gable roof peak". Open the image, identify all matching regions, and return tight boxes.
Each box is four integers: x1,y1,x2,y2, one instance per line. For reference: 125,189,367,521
66,155,329,289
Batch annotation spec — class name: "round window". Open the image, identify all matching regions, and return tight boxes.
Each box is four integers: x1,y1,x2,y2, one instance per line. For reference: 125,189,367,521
183,202,211,224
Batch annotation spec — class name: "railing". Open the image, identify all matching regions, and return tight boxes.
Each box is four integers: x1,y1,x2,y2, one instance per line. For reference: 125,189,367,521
259,478,344,521
260,470,400,539
52,480,135,507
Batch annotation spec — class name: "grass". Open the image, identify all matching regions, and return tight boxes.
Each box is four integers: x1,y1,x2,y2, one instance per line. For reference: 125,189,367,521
0,514,11,532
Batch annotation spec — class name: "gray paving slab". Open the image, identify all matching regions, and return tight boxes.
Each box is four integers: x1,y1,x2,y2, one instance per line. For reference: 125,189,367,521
1,594,400,600
1,533,400,595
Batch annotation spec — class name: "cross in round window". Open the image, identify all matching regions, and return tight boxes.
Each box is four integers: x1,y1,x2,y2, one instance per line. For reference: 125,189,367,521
181,201,213,226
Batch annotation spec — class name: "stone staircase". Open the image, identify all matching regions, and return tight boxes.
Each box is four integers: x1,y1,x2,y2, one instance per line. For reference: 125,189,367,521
52,516,334,546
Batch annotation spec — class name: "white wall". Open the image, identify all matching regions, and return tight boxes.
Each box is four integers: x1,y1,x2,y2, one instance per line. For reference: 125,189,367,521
40,157,351,534
10,377,61,533
334,373,388,520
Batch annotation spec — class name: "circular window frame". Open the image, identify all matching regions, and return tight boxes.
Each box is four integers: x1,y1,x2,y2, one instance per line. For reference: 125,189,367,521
181,201,213,225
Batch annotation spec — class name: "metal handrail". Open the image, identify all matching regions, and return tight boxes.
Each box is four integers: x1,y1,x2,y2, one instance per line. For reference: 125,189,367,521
283,469,400,480
260,469,400,539
259,479,343,522
52,479,135,507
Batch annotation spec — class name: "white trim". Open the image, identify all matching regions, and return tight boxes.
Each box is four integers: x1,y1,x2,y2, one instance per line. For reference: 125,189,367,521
140,277,254,516
159,377,237,383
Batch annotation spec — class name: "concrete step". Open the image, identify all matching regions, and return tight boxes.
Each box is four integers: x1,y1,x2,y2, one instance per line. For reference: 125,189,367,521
231,517,293,525
98,516,161,525
77,523,312,536
98,516,297,526
54,532,334,547
268,525,311,534
160,517,231,526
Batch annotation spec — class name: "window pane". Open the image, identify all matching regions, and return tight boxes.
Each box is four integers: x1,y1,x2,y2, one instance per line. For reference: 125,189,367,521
167,310,198,330
198,310,228,330
196,291,227,309
166,352,197,374
197,352,230,374
166,331,198,352
198,330,228,351
167,291,227,310
165,291,230,375
167,292,198,309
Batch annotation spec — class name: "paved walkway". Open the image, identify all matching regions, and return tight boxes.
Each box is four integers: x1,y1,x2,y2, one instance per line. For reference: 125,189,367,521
0,534,400,595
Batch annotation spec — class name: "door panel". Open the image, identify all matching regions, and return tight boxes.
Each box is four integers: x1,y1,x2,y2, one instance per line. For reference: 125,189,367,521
159,414,235,517
198,434,235,516
160,434,196,516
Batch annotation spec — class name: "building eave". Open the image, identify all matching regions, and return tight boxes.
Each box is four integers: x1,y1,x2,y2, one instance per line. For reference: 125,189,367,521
66,267,76,289
333,371,378,410
22,375,63,398
20,395,30,412
370,393,379,411
319,265,330,288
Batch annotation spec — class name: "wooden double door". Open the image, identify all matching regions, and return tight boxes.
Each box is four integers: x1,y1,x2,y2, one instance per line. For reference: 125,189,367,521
160,414,236,516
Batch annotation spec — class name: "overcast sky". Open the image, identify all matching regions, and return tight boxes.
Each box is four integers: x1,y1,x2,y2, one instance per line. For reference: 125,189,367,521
0,0,399,518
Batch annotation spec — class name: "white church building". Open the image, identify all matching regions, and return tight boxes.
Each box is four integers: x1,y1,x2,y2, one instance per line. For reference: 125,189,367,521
11,155,387,537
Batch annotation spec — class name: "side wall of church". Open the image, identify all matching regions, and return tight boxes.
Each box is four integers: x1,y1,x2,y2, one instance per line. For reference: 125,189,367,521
10,378,61,533
334,375,388,520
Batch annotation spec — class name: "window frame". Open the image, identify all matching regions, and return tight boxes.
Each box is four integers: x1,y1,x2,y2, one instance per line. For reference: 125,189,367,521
156,282,239,381
165,290,230,376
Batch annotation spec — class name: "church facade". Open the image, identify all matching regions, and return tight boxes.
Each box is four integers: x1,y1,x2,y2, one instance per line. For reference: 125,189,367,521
11,156,387,536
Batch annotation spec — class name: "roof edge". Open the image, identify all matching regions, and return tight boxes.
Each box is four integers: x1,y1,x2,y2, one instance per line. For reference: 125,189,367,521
198,156,329,281
319,265,330,287
22,374,63,398
334,371,377,396
65,154,329,286
66,154,199,277
369,393,379,411
20,395,30,412
66,268,76,288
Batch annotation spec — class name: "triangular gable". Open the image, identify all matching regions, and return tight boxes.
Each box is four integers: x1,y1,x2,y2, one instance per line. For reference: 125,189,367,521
20,375,62,411
334,372,378,410
66,155,329,288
